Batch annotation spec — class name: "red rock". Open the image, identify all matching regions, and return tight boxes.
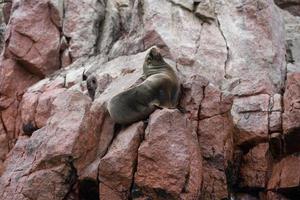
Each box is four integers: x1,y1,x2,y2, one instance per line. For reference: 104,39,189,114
21,165,73,200
180,74,209,121
201,161,228,199
4,0,60,76
0,58,39,97
268,154,300,190
231,95,270,145
198,114,234,163
20,91,40,128
282,72,300,134
198,114,234,199
80,157,101,181
1,99,18,143
99,183,123,200
92,103,115,158
99,122,144,198
0,91,94,199
0,56,39,169
182,76,234,199
35,88,66,128
134,109,202,199
0,0,296,198
239,143,269,188
200,84,233,119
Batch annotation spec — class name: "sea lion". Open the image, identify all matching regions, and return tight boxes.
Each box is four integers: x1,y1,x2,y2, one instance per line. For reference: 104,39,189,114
86,75,98,100
107,47,180,124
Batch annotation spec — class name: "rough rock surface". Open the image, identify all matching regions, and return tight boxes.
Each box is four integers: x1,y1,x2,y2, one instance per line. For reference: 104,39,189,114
283,73,300,134
99,122,144,199
0,0,299,199
4,0,61,77
134,109,202,200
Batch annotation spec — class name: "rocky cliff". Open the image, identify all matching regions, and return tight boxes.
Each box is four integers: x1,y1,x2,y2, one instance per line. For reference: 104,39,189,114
0,0,299,199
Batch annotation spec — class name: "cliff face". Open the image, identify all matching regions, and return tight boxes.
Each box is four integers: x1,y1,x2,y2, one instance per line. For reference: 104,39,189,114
0,0,299,199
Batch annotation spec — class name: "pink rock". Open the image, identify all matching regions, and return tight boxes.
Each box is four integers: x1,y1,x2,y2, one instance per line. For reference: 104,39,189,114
35,88,66,128
180,74,209,121
99,183,123,200
20,91,40,128
85,101,115,159
200,84,233,119
174,70,234,199
1,99,18,143
143,0,203,66
198,114,234,199
0,58,40,97
0,56,40,165
231,94,270,145
63,0,105,60
4,0,61,76
193,23,228,86
99,122,144,198
201,162,228,199
21,165,73,200
239,143,269,188
216,0,286,96
198,114,234,163
134,109,202,199
0,90,95,200
80,157,101,181
61,48,72,68
268,154,300,190
282,72,300,134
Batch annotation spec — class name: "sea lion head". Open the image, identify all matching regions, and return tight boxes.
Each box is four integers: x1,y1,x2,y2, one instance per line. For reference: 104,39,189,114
146,47,164,65
143,47,168,77
87,75,98,100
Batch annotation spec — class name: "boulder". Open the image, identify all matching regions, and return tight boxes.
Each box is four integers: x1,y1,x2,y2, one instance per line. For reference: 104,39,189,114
134,109,202,199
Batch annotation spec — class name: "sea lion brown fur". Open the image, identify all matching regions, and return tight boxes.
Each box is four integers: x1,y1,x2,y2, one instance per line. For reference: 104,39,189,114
107,47,180,124
86,75,98,100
